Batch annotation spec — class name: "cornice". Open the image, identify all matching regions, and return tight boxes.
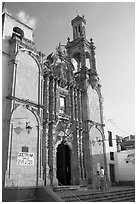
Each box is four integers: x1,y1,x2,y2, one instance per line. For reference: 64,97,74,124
66,37,85,48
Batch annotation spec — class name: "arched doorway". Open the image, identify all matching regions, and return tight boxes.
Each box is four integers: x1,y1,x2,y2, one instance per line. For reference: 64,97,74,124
56,141,71,185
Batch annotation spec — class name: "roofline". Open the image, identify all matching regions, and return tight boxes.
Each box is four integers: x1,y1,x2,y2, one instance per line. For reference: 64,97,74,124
71,15,86,26
3,11,33,30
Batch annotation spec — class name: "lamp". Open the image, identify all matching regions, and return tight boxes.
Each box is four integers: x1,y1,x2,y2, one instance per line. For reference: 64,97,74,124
26,122,32,134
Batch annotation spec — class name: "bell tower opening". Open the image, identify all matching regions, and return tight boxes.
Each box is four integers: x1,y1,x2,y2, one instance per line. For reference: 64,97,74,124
56,141,71,185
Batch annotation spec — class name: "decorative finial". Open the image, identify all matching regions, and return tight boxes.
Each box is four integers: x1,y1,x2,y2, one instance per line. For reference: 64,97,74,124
76,10,79,16
67,37,70,43
90,38,93,43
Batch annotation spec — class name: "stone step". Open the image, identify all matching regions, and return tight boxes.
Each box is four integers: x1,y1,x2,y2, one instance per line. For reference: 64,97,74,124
62,192,135,202
53,185,88,192
55,187,135,202
80,192,135,202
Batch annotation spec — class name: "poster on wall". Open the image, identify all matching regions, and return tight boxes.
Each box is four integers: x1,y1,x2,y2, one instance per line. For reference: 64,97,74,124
17,152,34,166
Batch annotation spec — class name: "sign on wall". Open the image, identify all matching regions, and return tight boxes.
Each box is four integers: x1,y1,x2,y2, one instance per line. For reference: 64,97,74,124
17,152,34,166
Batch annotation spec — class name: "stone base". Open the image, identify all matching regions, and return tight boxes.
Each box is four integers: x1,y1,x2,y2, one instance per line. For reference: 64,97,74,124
52,178,58,187
79,178,87,186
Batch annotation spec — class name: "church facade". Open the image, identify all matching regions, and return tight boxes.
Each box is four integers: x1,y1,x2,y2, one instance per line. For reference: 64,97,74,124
2,11,107,187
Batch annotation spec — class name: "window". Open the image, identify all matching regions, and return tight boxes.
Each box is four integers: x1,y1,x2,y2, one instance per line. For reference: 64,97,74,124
71,58,78,73
59,96,66,114
86,58,90,69
12,26,24,40
108,131,113,147
110,152,114,161
22,146,29,152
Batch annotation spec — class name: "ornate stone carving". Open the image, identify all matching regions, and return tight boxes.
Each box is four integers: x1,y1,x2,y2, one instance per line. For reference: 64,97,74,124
87,69,99,89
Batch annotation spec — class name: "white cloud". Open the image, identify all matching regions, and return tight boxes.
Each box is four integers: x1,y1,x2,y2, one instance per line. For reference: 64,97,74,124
17,11,36,29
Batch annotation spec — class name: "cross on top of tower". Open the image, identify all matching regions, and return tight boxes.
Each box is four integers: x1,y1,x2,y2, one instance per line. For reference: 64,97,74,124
76,10,80,16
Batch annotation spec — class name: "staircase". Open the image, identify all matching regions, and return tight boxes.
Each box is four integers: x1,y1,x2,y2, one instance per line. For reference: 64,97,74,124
54,186,135,202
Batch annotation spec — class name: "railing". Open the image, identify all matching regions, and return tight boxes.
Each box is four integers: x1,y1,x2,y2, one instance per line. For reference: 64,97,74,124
50,175,82,202
5,172,82,201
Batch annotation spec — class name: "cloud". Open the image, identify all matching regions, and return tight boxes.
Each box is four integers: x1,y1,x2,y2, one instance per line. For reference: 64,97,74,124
17,11,36,29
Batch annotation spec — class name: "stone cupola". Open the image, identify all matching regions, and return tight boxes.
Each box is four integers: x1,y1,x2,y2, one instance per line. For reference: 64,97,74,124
71,14,86,40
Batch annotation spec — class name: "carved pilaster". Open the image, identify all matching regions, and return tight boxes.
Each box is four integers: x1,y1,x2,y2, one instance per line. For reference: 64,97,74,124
77,89,85,180
45,122,50,185
52,123,58,186
48,76,58,186
43,74,49,121
43,74,50,185
80,90,86,180
48,76,54,185
67,84,71,116
49,76,55,121
81,89,92,184
70,85,75,121
54,78,58,122
74,87,78,122
70,87,80,185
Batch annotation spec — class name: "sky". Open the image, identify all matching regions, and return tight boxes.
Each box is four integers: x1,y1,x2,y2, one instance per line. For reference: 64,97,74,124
5,2,135,136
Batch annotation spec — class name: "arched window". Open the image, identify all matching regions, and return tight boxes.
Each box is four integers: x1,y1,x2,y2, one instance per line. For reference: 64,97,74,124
86,58,90,69
78,25,81,36
12,26,24,40
86,52,91,70
75,27,77,39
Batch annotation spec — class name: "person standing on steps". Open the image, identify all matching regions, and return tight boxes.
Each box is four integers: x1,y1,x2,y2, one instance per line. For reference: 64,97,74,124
96,171,101,191
100,167,105,191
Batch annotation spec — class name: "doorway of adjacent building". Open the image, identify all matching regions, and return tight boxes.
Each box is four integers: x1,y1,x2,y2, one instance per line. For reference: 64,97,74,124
109,164,115,183
56,141,71,185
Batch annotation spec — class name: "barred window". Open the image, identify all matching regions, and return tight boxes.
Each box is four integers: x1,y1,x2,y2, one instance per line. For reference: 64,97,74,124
108,131,113,147
59,96,66,114
110,152,114,160
22,146,29,152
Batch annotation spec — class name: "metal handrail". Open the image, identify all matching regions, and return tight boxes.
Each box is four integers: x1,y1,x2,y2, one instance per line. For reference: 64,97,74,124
5,172,82,201
51,176,82,202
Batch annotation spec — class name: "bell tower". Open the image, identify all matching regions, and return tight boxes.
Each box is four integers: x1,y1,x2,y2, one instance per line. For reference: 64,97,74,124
66,14,107,186
66,14,98,86
71,14,86,40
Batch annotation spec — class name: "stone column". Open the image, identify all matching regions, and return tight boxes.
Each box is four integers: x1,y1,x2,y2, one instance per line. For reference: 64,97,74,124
81,89,92,185
70,85,79,185
77,89,85,182
80,89,86,180
43,73,50,185
48,76,58,186
70,85,75,120
73,86,80,184
69,85,74,184
48,75,54,186
52,77,58,186
54,78,58,122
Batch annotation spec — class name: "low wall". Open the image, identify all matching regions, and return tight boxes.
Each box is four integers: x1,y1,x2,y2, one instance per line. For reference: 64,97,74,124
2,186,64,202
36,186,63,202
2,186,36,202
